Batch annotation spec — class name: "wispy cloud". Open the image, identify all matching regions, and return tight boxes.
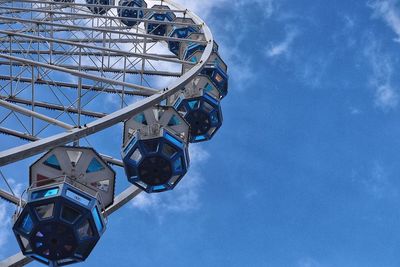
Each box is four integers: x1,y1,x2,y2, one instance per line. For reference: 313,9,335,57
0,203,12,257
296,54,331,89
349,106,362,115
352,162,397,199
173,0,225,18
175,0,278,91
175,0,276,19
131,145,210,221
374,84,399,109
266,28,299,58
364,36,399,110
297,257,324,267
363,162,397,199
0,172,25,256
368,0,400,42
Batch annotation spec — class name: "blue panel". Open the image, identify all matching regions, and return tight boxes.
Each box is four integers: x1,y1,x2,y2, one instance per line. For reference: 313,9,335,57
188,100,199,109
118,0,145,27
134,113,147,125
164,132,183,148
43,154,62,170
92,208,103,232
173,157,183,172
185,44,205,61
194,135,207,142
210,111,219,125
20,213,34,233
168,26,197,55
173,96,182,109
153,14,165,20
31,188,59,200
168,115,181,126
32,254,49,264
204,83,213,92
44,189,58,198
153,185,167,191
66,190,90,206
204,93,219,106
123,137,136,155
86,158,104,173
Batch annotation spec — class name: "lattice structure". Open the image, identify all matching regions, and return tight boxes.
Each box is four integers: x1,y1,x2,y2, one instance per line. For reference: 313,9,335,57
0,0,229,265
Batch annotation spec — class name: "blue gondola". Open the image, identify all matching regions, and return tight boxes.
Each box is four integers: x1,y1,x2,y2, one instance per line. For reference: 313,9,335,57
173,93,223,143
12,147,115,266
167,18,198,55
200,63,228,99
182,39,228,100
146,5,176,36
13,180,106,266
122,107,190,193
86,0,112,15
122,131,189,193
118,0,147,27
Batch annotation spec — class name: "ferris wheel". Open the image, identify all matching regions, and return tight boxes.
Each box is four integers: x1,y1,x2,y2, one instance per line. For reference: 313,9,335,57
0,0,228,266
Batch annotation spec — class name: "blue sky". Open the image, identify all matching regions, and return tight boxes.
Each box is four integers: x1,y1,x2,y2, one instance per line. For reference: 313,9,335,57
3,0,400,266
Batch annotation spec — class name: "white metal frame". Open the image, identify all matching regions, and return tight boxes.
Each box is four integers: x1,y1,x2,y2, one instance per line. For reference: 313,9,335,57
0,0,214,265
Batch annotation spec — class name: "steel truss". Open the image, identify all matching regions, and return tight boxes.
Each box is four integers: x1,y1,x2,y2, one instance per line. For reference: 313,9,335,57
0,0,214,265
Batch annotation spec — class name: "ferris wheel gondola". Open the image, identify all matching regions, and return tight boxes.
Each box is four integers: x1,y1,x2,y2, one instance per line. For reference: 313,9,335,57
0,0,229,265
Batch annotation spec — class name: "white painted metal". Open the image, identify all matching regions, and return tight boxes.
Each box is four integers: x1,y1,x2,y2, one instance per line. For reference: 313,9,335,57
0,0,215,265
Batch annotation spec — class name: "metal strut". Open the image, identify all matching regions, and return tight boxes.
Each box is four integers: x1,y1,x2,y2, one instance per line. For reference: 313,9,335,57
0,0,215,265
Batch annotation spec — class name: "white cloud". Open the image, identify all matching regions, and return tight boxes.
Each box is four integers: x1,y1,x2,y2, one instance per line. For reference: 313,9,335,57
296,54,331,89
297,258,324,267
174,0,278,91
374,84,399,109
0,172,25,255
352,162,397,199
175,0,275,19
266,29,299,58
172,0,225,18
364,162,397,199
368,0,400,42
364,37,398,110
349,107,362,115
131,145,210,219
0,203,12,256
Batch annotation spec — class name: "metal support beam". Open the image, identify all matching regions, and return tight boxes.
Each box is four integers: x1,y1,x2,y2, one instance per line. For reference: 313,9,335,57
0,127,38,141
0,0,188,14
0,252,33,267
105,185,142,216
0,96,106,118
0,99,74,130
0,29,192,66
0,189,25,206
0,0,214,265
1,50,177,59
0,53,158,96
4,37,157,44
0,128,123,168
0,16,206,45
99,154,124,167
0,62,181,77
0,77,143,97
0,40,212,169
0,5,200,28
